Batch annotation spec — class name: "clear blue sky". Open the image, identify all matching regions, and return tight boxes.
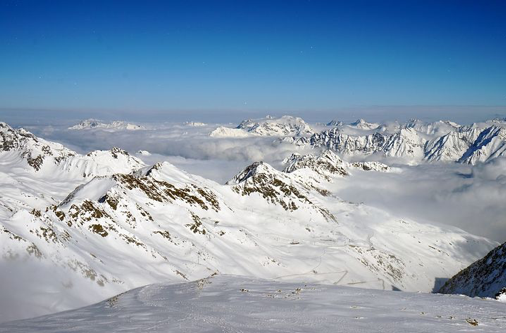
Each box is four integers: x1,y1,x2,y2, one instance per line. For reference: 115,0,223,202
1,0,505,117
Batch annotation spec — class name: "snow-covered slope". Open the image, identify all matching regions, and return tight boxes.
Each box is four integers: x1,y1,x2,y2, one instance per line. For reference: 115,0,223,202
211,115,314,137
439,242,506,298
459,126,506,164
293,118,506,164
2,275,505,333
68,119,145,131
424,126,482,162
0,122,499,322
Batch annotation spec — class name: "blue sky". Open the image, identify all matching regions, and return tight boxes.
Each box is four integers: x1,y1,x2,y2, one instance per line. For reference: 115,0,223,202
0,0,505,121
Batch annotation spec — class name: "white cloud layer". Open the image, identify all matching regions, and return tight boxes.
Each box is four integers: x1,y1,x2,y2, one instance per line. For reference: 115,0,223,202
332,159,506,242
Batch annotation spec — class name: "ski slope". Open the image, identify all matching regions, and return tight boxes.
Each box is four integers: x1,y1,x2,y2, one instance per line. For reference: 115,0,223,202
1,275,505,333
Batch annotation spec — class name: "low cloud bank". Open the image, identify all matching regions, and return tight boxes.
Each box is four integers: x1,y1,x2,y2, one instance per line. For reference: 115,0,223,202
333,158,506,242
29,124,310,182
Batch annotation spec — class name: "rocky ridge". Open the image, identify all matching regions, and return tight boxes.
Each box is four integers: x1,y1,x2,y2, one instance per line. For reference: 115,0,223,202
290,118,506,164
439,242,506,299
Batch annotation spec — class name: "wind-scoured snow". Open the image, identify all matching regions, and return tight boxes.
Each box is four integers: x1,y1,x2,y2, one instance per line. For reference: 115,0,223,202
1,275,505,333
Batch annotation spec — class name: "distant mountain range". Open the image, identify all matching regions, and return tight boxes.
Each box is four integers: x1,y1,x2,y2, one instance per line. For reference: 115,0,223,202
297,117,506,164
68,119,145,131
208,115,506,165
210,115,314,137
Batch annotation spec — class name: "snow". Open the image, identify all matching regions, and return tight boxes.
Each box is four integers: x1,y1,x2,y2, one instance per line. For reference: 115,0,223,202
68,119,145,131
210,126,252,137
211,115,314,137
1,120,505,325
350,118,380,130
0,137,496,322
292,117,506,165
1,275,505,332
183,121,207,127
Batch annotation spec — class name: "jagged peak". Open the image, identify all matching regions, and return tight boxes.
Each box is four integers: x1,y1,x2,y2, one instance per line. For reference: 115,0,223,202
349,119,380,130
110,146,130,156
437,120,460,127
283,150,347,176
70,118,101,128
141,161,171,177
403,118,425,128
226,161,277,185
0,123,35,139
351,118,367,125
326,119,343,126
0,121,13,130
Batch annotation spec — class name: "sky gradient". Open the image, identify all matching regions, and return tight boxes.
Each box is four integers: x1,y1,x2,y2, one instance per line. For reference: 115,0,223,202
1,0,505,118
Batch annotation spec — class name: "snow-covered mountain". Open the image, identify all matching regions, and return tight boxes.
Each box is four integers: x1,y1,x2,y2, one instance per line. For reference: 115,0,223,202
349,118,380,130
0,122,497,322
326,119,343,127
68,119,145,131
210,115,314,137
291,118,506,164
0,122,144,176
209,126,251,138
459,126,506,164
282,150,390,179
2,275,506,333
439,242,506,298
183,121,207,127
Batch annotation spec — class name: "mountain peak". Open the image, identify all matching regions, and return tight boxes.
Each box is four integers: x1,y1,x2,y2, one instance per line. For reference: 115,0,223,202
283,150,348,176
326,119,343,126
350,119,380,130
226,161,273,185
69,119,145,131
235,115,314,137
